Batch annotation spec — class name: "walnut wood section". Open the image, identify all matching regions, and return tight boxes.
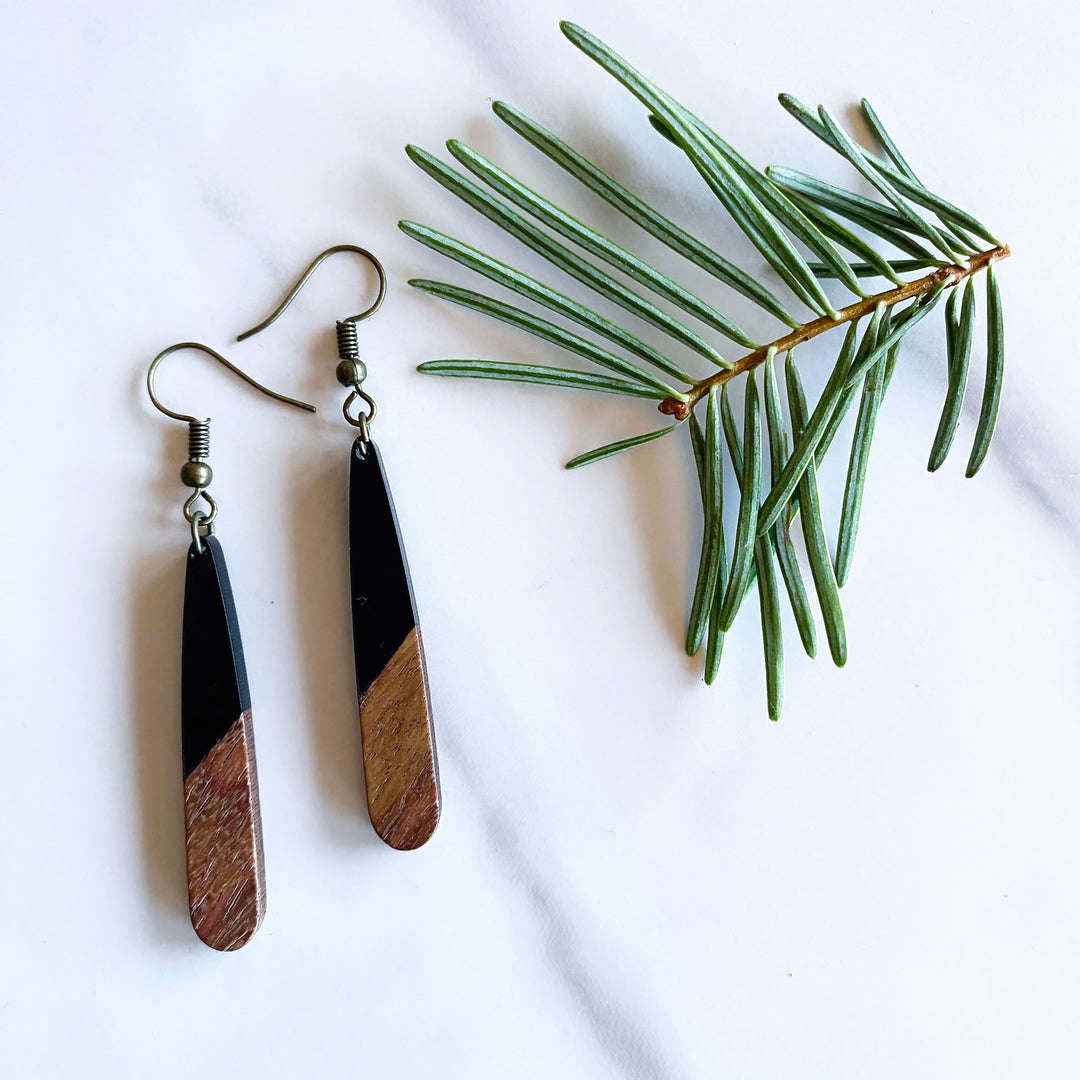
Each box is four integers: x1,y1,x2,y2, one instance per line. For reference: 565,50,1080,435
359,625,441,850
183,710,266,951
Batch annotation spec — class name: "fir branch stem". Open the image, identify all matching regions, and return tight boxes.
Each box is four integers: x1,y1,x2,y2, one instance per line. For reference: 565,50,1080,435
659,245,1009,418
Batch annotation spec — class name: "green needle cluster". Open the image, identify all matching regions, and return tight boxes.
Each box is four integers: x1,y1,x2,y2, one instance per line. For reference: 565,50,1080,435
401,21,1008,719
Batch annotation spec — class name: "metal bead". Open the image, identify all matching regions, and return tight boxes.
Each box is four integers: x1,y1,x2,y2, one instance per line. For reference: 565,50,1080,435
180,460,213,488
336,358,367,387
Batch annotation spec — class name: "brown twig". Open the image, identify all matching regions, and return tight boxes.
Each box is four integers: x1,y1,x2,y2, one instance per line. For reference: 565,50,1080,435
659,245,1010,419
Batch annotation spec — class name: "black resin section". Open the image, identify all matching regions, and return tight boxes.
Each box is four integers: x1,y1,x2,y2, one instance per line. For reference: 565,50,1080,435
349,438,420,696
182,535,251,779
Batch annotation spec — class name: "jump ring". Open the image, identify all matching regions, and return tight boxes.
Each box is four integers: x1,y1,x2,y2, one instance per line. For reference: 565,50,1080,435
183,488,218,527
343,388,377,432
189,509,215,554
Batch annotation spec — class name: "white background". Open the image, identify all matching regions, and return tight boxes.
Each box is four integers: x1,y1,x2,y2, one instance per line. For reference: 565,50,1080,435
2,2,1078,1077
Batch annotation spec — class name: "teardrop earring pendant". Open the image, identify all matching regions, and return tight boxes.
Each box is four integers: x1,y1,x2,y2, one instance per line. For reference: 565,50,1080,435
239,247,442,849
147,343,316,949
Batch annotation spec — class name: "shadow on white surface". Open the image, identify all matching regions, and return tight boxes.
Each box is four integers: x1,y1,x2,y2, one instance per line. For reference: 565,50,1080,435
621,418,693,649
129,552,192,944
286,444,383,848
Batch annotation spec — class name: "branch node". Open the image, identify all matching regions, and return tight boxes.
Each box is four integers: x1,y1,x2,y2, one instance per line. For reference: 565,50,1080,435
659,399,690,420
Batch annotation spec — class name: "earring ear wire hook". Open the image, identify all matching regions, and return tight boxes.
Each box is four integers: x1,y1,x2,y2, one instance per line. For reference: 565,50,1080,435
235,245,387,342
147,341,317,423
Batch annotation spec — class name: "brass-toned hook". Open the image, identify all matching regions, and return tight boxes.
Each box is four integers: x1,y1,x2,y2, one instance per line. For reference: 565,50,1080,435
236,245,387,342
147,342,317,423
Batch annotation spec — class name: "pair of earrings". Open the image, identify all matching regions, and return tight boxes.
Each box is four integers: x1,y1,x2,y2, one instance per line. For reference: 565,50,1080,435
147,247,441,952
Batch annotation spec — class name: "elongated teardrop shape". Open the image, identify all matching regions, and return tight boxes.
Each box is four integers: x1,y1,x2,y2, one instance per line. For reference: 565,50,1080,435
350,438,441,849
182,535,266,950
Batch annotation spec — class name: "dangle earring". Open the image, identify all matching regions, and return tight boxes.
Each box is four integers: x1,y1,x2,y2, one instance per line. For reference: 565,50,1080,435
147,343,315,950
238,246,441,850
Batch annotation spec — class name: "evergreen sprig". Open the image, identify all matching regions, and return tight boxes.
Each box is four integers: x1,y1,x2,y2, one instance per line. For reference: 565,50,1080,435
400,21,1009,719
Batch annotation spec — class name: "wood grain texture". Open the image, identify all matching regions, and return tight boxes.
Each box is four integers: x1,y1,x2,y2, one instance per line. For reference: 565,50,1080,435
183,710,266,951
359,625,441,850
